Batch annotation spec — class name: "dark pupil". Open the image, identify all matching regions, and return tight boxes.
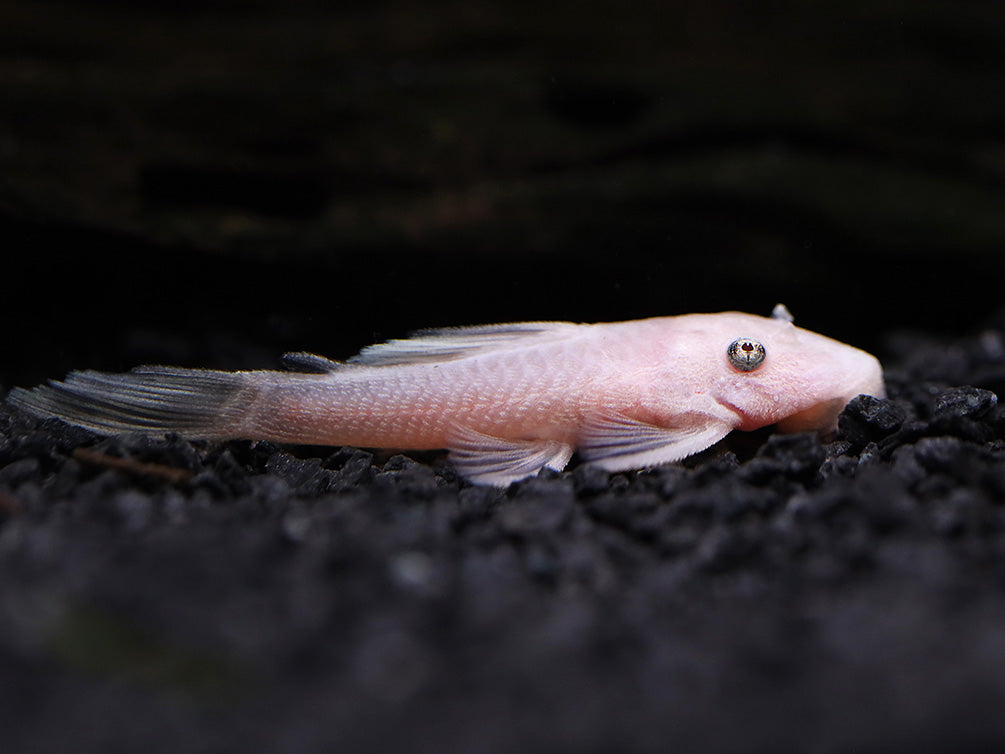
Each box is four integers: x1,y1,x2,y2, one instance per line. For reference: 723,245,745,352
741,342,753,352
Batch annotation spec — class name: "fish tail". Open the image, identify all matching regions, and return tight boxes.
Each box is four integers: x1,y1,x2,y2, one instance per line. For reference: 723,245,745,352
6,366,258,438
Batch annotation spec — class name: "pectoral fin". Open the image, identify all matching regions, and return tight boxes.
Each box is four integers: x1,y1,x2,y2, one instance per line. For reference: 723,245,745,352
447,426,574,486
578,412,733,472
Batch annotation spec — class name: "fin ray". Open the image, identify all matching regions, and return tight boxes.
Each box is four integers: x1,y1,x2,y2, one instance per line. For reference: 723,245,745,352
447,425,574,486
349,322,579,367
579,412,732,472
6,367,253,438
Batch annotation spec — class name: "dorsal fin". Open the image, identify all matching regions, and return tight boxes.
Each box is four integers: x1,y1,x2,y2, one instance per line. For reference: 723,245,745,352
347,322,579,367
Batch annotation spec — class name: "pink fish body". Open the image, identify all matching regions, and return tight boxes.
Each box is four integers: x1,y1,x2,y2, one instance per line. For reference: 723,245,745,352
7,307,884,485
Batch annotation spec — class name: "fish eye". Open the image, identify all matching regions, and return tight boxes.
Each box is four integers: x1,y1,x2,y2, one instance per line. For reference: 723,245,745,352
727,338,766,372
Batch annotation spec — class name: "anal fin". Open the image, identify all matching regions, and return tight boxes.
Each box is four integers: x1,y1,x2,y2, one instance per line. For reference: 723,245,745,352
448,426,573,487
578,412,733,472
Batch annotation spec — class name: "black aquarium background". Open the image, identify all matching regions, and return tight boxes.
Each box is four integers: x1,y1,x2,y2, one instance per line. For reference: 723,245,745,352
2,2,1005,754
2,0,1004,385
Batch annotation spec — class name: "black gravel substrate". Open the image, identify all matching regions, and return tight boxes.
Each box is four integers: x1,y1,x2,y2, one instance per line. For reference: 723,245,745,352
1,314,1003,754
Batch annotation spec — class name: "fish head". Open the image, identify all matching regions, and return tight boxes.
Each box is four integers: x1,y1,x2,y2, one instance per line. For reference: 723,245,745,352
703,311,885,434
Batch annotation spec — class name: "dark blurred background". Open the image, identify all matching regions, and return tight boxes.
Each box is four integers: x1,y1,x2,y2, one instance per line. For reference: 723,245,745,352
2,0,1004,386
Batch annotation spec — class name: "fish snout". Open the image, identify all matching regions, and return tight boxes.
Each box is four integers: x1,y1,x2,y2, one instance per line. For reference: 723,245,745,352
841,350,886,402
776,349,885,434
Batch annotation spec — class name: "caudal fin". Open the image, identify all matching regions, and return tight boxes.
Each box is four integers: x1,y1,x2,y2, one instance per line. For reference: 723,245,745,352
6,366,254,438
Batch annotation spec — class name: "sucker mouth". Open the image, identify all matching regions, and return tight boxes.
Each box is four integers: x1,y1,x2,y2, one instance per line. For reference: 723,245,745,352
775,398,848,433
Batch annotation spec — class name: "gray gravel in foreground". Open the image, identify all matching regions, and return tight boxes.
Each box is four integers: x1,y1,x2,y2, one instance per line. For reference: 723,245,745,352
1,321,1004,754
